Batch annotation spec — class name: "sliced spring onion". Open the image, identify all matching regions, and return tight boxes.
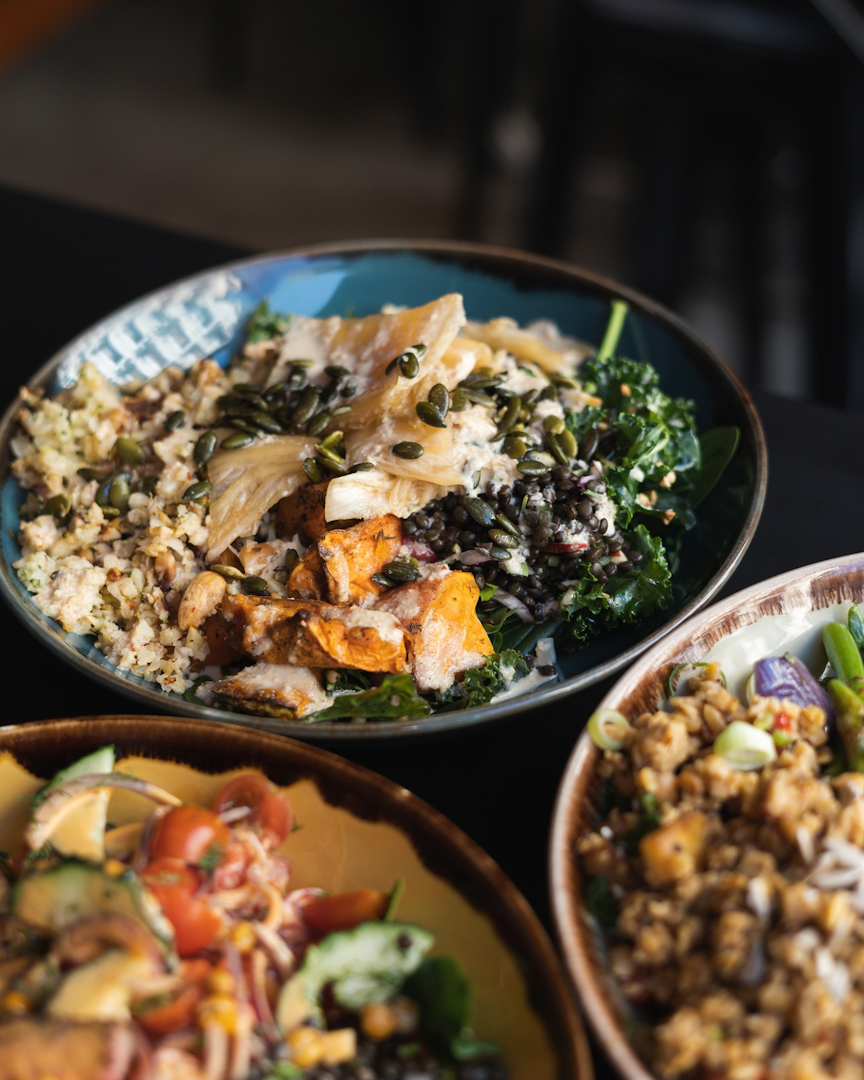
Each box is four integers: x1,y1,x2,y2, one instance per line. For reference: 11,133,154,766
667,661,725,698
587,709,631,751
713,721,777,771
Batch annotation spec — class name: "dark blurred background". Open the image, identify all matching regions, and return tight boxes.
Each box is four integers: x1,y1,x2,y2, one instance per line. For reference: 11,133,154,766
1,0,864,407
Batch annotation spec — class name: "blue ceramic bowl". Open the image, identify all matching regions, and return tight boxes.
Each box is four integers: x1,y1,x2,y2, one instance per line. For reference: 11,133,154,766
0,241,766,740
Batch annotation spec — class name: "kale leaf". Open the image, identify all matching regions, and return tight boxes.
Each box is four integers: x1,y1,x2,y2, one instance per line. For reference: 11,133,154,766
436,649,529,711
305,673,430,723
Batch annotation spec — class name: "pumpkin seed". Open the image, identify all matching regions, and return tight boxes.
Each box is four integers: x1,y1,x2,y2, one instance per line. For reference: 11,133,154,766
318,456,347,476
348,461,375,473
488,529,520,549
182,480,212,502
550,372,579,388
78,467,105,482
332,404,353,416
502,435,527,459
517,458,550,476
316,444,345,468
217,393,246,412
416,401,447,428
251,411,284,433
546,432,571,466
140,475,159,496
558,427,578,459
109,476,131,512
114,437,145,466
536,384,557,402
340,379,358,398
494,397,521,438
319,430,344,452
579,428,599,460
233,382,261,395
220,431,254,450
211,563,245,580
239,392,270,412
306,411,331,437
193,431,217,469
371,573,397,589
292,386,322,426
494,513,521,537
464,496,496,527
44,492,71,518
95,479,113,509
450,388,470,412
542,414,566,435
381,560,422,583
241,576,270,597
325,365,350,380
263,381,287,400
391,441,424,459
490,545,511,560
303,457,325,483
527,449,557,467
225,417,262,436
461,387,496,408
287,366,307,389
398,353,420,379
428,384,450,417
284,549,299,575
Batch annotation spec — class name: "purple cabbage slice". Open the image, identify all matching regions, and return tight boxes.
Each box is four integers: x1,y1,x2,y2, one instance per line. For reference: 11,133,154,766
751,654,834,729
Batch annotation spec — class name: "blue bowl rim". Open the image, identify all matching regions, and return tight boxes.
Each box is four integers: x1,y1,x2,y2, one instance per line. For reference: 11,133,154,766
0,238,768,741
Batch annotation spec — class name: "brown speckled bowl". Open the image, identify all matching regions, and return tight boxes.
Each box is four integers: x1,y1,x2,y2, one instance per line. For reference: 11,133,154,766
549,552,864,1080
0,714,591,1080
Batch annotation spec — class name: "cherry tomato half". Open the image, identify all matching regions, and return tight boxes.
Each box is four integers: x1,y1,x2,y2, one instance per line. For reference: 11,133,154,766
148,806,230,867
212,774,294,849
140,858,221,957
299,888,389,934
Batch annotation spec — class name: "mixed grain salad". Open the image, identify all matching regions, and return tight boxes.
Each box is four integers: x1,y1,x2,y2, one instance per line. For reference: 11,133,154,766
579,605,864,1080
0,748,504,1080
10,293,728,722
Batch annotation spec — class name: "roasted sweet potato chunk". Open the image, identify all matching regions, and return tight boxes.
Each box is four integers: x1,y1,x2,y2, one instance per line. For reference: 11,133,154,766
373,566,493,692
286,514,402,606
222,593,409,674
275,481,355,545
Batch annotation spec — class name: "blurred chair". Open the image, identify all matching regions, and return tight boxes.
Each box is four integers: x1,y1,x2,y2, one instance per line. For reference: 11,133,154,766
468,0,864,409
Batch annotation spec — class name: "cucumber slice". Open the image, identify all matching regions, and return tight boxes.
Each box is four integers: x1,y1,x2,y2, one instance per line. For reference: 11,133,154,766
42,747,116,796
10,861,175,963
277,921,434,1031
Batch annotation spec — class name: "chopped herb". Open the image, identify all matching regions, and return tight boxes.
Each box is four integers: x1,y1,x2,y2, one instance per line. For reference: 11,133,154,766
306,673,430,722
246,301,291,344
584,876,619,927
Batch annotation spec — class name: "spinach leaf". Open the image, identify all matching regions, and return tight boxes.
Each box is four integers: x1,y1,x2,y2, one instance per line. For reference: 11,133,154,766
305,673,430,722
682,426,740,506
245,301,291,344
404,954,501,1063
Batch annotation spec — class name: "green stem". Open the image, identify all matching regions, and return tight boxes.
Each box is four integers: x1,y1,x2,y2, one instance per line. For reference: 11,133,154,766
596,299,629,363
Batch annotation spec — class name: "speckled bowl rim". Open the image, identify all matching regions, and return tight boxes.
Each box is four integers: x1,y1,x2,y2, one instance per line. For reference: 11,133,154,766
0,239,767,741
0,713,592,1080
548,551,864,1080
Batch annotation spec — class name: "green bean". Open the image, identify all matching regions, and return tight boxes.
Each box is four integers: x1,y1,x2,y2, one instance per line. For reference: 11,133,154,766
828,679,864,772
849,604,864,652
824,622,864,683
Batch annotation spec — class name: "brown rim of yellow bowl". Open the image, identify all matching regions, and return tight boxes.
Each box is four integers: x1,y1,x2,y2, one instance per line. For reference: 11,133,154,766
549,551,864,1080
0,713,593,1080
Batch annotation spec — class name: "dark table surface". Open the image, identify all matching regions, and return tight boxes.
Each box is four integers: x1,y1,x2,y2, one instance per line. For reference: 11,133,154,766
2,183,863,1076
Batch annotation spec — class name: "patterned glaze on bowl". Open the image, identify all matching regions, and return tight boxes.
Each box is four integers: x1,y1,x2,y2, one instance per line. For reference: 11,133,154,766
0,714,591,1080
0,241,766,739
549,551,864,1080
